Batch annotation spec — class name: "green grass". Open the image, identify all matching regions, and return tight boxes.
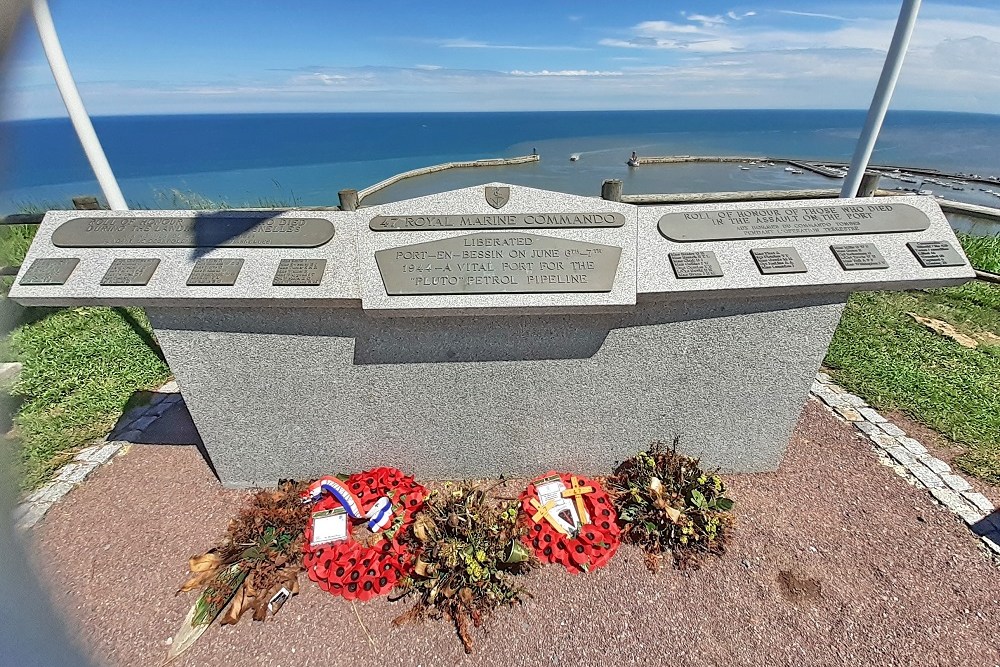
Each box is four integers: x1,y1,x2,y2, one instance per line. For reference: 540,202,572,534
8,307,170,489
825,234,1000,483
958,233,1000,273
2,222,169,489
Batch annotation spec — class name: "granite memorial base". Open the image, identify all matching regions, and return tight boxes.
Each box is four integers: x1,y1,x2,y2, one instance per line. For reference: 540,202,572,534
9,185,974,487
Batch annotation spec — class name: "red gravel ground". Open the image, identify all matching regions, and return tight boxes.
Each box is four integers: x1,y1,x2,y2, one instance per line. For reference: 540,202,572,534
27,400,1000,667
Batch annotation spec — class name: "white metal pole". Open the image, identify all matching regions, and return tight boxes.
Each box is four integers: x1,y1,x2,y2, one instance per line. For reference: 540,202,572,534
31,0,127,209
841,0,922,198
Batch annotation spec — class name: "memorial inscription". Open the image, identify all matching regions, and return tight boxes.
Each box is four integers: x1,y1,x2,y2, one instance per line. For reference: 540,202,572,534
19,258,79,286
830,244,888,271
658,202,930,242
100,258,160,286
187,258,244,286
273,259,327,286
668,251,723,279
375,232,621,296
750,247,807,275
52,216,334,248
370,212,626,231
907,241,966,268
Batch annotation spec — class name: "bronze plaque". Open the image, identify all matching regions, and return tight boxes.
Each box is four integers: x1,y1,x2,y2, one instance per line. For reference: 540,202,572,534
668,251,723,279
830,244,888,270
101,258,160,286
906,241,966,268
370,212,626,231
375,232,621,295
186,258,244,285
19,258,79,285
273,259,327,286
52,216,334,248
750,247,807,275
658,202,930,242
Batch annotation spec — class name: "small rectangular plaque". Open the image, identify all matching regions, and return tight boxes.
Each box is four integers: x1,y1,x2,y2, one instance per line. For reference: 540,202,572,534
19,258,80,285
100,258,160,286
668,251,723,279
186,258,244,286
907,241,966,268
830,244,888,271
273,259,327,286
750,247,807,275
375,232,621,295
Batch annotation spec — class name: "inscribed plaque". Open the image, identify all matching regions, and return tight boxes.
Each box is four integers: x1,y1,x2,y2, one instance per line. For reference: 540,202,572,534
19,258,80,285
668,251,723,279
375,232,621,295
658,202,930,242
100,258,160,286
750,247,807,275
906,241,966,268
830,244,888,271
186,258,244,286
370,212,626,231
52,216,334,248
273,259,327,286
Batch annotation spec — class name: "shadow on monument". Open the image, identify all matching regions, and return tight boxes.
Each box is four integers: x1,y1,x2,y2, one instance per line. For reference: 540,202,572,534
188,211,292,260
147,291,847,365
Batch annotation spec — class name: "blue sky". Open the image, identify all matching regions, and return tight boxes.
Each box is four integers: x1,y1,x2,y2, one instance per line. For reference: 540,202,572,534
2,0,999,119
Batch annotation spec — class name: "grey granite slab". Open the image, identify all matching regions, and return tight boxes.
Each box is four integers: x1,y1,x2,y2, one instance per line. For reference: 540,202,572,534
148,292,844,487
355,183,638,314
636,196,973,299
9,210,361,308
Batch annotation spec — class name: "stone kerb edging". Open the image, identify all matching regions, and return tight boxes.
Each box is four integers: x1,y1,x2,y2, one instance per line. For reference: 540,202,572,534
810,372,1000,557
12,379,181,530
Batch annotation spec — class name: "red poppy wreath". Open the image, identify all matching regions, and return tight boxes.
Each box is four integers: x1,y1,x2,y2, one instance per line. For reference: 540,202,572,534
519,472,620,574
302,467,426,601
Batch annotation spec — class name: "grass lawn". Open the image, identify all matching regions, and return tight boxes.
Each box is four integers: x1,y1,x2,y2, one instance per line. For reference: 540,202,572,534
1,224,170,489
825,234,1000,483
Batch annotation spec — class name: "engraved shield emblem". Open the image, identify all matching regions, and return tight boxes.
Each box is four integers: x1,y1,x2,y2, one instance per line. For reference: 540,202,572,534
485,186,510,209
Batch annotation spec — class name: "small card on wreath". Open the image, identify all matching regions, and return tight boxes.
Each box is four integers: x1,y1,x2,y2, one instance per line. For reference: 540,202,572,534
535,475,581,533
310,507,348,546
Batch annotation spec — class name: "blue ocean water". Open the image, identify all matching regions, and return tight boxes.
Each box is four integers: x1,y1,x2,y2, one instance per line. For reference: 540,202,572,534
2,110,1000,215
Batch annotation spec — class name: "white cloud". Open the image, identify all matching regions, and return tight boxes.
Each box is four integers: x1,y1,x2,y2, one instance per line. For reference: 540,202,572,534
508,69,622,77
436,38,587,51
777,10,858,22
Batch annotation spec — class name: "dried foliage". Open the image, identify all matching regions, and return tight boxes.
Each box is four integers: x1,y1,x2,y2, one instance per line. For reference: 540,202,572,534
167,481,310,664
392,482,537,654
607,438,735,570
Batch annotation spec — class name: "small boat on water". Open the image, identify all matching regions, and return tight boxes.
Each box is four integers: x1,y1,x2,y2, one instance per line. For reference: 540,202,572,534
740,166,750,171
570,153,580,162
627,158,640,167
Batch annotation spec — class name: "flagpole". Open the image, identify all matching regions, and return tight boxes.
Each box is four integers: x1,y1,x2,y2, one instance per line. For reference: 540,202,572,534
841,0,922,198
31,0,127,210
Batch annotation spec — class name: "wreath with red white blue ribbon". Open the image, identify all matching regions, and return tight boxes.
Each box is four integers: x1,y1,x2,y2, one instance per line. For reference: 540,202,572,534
301,467,426,601
519,471,620,574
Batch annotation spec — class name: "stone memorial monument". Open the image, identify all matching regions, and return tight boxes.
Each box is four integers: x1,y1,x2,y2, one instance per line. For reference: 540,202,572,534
9,185,974,487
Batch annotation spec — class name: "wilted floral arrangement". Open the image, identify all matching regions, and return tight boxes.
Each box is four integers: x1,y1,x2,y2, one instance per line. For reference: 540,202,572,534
393,482,537,653
167,481,311,663
607,438,735,570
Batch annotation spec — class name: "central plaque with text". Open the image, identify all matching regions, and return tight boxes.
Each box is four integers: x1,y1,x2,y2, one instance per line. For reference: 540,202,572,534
375,232,622,295
52,216,334,248
658,202,930,242
370,212,626,231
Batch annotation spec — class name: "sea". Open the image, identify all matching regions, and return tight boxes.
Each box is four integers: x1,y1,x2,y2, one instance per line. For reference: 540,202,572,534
2,109,999,233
